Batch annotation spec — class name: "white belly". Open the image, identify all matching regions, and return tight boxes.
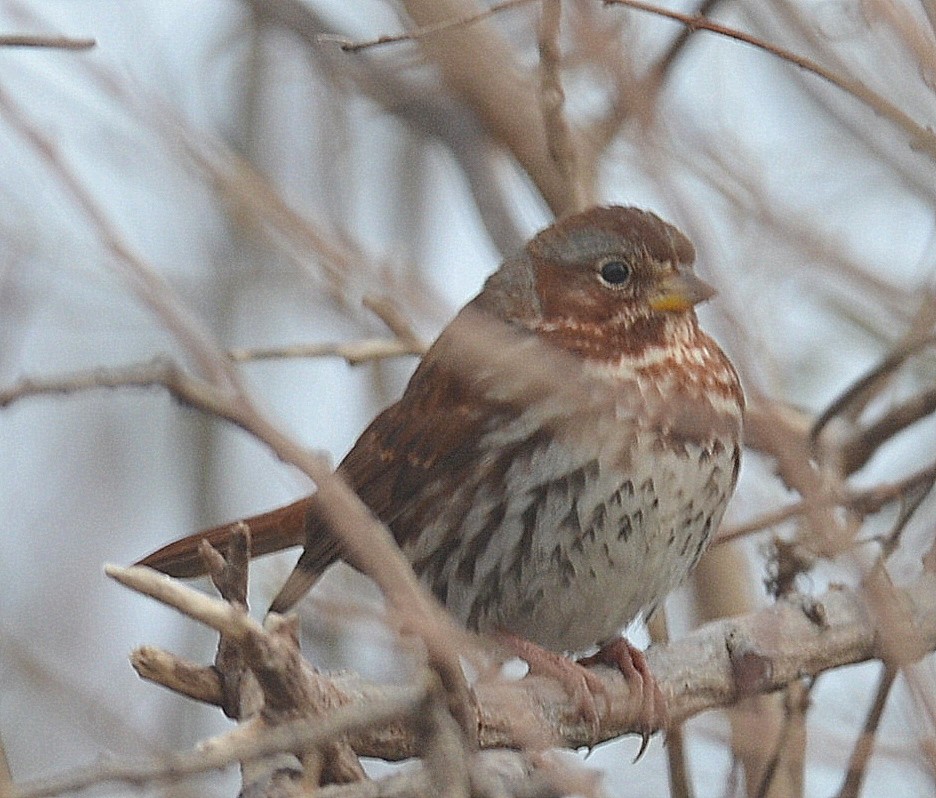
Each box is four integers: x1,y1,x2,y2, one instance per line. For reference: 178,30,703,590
407,428,740,653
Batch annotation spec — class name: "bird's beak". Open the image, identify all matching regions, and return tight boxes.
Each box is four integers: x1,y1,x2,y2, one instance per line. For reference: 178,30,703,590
649,267,716,313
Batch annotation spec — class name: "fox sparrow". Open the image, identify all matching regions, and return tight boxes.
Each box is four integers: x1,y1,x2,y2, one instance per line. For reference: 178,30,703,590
139,205,743,727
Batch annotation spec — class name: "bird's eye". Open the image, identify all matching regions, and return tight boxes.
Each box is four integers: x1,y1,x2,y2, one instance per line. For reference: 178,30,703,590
599,259,631,286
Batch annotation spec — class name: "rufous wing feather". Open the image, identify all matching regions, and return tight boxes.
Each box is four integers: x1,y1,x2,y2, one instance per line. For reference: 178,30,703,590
268,339,495,613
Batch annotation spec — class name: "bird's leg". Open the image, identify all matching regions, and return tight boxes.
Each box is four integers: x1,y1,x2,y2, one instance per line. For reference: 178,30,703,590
578,638,667,759
495,632,609,741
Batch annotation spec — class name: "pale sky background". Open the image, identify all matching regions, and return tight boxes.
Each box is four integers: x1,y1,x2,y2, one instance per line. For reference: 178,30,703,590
2,2,936,796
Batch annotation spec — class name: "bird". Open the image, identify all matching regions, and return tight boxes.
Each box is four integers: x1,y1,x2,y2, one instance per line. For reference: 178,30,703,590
138,205,743,732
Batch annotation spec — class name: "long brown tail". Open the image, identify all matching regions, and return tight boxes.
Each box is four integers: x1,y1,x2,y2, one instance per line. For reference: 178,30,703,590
136,496,313,578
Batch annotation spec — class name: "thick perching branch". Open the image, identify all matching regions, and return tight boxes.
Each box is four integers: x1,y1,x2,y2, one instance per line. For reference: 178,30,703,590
9,562,936,798
115,558,936,741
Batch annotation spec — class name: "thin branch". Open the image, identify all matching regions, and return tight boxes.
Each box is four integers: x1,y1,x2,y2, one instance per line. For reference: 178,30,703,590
132,646,223,705
0,89,235,390
744,397,853,557
12,692,424,798
106,565,263,640
188,140,437,332
841,385,936,475
400,0,591,216
537,0,587,211
361,295,426,351
0,34,94,49
235,0,531,256
0,358,235,419
834,665,898,798
20,748,569,798
323,0,538,52
0,337,423,408
752,680,811,798
903,663,936,757
416,677,472,798
716,502,806,544
602,0,936,162
648,612,692,798
187,141,376,307
228,338,425,366
879,479,935,562
717,458,936,544
664,726,692,798
810,336,936,451
0,335,424,394
0,731,12,798
650,0,725,79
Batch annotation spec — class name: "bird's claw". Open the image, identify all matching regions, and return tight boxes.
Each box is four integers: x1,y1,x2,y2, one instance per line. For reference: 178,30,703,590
497,632,607,742
578,638,667,760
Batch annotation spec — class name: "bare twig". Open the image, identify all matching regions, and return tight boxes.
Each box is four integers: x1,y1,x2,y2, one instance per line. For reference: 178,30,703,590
112,561,363,788
12,691,423,798
202,529,255,720
0,359,237,419
743,397,851,557
537,0,587,212
187,142,375,306
718,457,936,544
228,338,425,365
0,34,94,49
602,0,936,161
417,677,472,798
648,613,691,798
840,385,936,475
132,646,224,705
716,502,806,544
753,680,810,798
361,295,426,351
401,0,591,215
878,474,936,560
650,0,725,79
835,665,897,798
810,336,936,451
323,0,537,52
107,565,263,638
234,0,531,255
0,732,12,798
903,663,936,753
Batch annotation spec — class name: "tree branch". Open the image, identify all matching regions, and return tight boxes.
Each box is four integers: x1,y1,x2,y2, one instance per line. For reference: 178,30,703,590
13,568,936,798
114,563,936,758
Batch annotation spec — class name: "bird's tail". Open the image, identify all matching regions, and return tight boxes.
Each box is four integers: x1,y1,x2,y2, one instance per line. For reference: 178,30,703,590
135,496,312,578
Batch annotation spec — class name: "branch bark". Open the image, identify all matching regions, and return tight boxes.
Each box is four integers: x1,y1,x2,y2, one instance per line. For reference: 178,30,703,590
14,568,936,798
116,565,936,758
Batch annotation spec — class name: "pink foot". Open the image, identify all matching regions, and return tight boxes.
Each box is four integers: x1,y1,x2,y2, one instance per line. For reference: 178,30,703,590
578,638,667,759
497,633,608,740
